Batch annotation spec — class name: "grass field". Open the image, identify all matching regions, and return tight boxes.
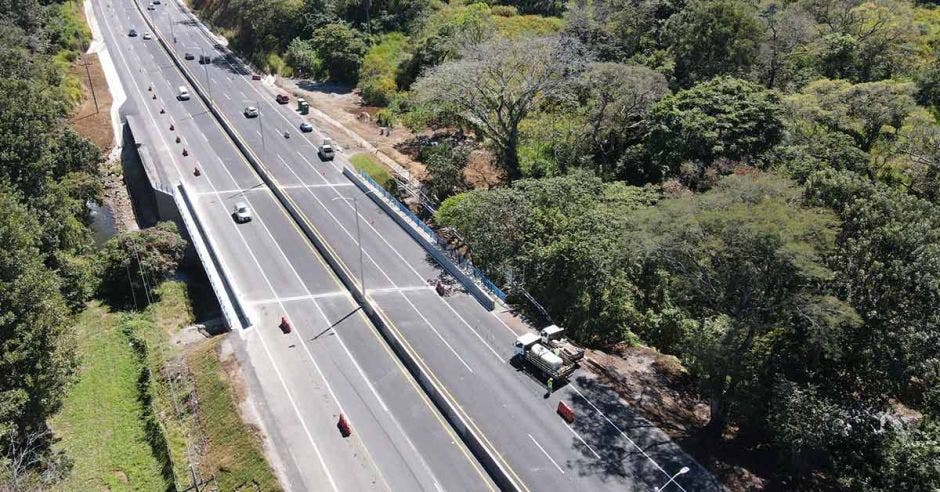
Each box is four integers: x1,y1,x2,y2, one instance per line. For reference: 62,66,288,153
50,302,173,491
189,338,281,491
350,153,396,191
51,281,280,491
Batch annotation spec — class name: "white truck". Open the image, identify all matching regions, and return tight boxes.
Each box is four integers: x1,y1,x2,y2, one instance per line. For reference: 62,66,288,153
539,325,585,363
317,138,335,161
514,333,577,380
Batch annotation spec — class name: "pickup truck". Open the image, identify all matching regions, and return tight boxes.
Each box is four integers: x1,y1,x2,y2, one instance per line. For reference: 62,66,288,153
317,138,335,161
514,333,577,380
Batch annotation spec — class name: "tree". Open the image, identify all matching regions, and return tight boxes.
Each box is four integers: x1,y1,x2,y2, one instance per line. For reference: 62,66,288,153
626,172,855,432
285,37,322,77
576,62,669,181
421,142,470,202
358,32,409,106
309,22,367,83
0,188,75,460
665,0,765,87
754,1,814,90
787,78,916,153
647,77,784,183
411,35,585,180
95,222,187,307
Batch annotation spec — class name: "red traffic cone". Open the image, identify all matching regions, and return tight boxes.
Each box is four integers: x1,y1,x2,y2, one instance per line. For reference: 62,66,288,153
175,135,181,143
182,148,189,156
193,166,201,176
279,316,291,333
337,414,351,437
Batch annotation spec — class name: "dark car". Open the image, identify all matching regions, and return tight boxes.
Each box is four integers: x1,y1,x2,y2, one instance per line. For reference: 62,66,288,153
275,94,289,104
299,122,313,132
198,54,211,64
128,28,138,37
184,52,194,60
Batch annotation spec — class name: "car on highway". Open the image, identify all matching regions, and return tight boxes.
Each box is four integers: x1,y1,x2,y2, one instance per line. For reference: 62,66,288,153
184,52,194,60
317,138,335,160
146,3,155,9
243,106,259,118
143,32,152,40
128,28,138,37
153,0,161,3
177,86,191,101
275,94,289,104
299,122,313,133
232,202,252,223
199,54,212,64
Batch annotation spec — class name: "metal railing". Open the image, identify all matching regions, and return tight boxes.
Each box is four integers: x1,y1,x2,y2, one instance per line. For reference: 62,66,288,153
356,170,508,302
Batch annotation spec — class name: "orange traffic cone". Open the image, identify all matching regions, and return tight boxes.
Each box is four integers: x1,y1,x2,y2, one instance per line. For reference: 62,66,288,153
160,108,165,114
152,94,156,100
170,123,174,131
175,135,181,143
182,148,189,156
193,166,201,176
279,316,291,333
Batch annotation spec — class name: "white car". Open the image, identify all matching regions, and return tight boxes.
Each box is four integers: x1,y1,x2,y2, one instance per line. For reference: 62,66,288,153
232,202,251,223
143,33,152,40
243,106,259,118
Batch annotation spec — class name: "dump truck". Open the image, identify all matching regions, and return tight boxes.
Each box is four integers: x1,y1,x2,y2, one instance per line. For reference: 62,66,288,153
514,333,577,380
539,325,585,363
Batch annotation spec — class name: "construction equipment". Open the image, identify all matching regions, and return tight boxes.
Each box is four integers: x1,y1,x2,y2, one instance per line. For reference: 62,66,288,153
539,325,584,363
514,333,577,380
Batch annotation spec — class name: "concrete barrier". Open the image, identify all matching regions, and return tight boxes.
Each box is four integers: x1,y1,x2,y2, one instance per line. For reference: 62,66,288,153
175,183,250,331
133,3,519,489
343,167,496,310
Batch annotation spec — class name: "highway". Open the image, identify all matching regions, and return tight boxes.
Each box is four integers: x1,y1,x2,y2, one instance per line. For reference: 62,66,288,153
90,0,494,490
100,0,723,488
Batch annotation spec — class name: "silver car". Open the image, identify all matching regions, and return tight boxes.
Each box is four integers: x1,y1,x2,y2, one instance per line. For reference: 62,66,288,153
232,202,252,223
243,106,259,118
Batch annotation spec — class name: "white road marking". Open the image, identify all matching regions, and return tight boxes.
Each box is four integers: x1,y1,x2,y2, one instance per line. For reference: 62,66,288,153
528,434,565,474
223,92,231,100
248,291,348,305
564,422,601,459
568,385,687,491
367,286,434,294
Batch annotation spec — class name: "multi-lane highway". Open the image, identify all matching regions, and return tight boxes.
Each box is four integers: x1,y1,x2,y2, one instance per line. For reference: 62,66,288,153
94,0,722,488
90,1,494,490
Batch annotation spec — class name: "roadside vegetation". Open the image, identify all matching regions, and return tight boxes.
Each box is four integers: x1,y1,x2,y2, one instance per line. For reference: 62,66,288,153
186,0,940,488
0,1,280,489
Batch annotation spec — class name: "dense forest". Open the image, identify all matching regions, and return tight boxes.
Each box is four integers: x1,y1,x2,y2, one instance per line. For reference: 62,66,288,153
189,0,939,487
0,1,187,487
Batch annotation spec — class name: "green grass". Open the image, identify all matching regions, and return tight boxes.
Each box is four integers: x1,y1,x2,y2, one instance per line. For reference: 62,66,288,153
189,338,281,491
350,153,396,191
50,303,172,491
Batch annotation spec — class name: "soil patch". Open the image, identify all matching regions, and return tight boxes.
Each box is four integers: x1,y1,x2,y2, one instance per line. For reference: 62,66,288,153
69,52,113,150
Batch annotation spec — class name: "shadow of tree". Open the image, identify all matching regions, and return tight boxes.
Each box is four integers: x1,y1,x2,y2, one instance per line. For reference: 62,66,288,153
565,375,726,491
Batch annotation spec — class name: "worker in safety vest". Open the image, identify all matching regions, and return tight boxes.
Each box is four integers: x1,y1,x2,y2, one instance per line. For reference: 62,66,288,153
546,377,554,398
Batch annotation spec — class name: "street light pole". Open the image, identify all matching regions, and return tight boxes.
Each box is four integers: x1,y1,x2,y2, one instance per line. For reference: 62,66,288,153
201,48,211,100
256,100,264,149
654,466,689,492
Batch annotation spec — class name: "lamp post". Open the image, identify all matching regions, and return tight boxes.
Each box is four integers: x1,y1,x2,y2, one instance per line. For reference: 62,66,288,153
654,466,689,492
332,196,365,294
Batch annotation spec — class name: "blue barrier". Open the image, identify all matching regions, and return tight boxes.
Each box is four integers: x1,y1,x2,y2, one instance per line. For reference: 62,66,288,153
358,170,508,303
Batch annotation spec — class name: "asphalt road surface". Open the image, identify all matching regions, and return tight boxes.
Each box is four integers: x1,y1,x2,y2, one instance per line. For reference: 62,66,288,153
98,0,724,489
91,1,495,490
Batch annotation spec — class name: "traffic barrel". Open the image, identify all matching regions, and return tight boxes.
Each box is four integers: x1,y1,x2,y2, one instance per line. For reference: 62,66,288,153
175,135,181,143
337,414,351,437
557,401,575,424
152,94,157,100
182,148,189,156
279,316,291,333
193,166,201,177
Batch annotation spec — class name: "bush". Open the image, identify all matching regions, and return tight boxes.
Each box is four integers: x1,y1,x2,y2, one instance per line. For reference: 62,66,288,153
359,33,410,105
265,52,292,77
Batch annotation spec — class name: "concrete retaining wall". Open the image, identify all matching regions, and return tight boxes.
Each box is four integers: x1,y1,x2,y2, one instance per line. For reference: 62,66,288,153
133,3,518,489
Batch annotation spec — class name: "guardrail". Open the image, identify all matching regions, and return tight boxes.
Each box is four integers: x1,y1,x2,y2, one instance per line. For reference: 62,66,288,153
133,3,520,489
345,167,505,310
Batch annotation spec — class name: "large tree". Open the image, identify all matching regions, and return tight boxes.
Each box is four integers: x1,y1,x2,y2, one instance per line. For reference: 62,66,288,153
665,0,765,87
647,76,784,183
411,35,585,181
